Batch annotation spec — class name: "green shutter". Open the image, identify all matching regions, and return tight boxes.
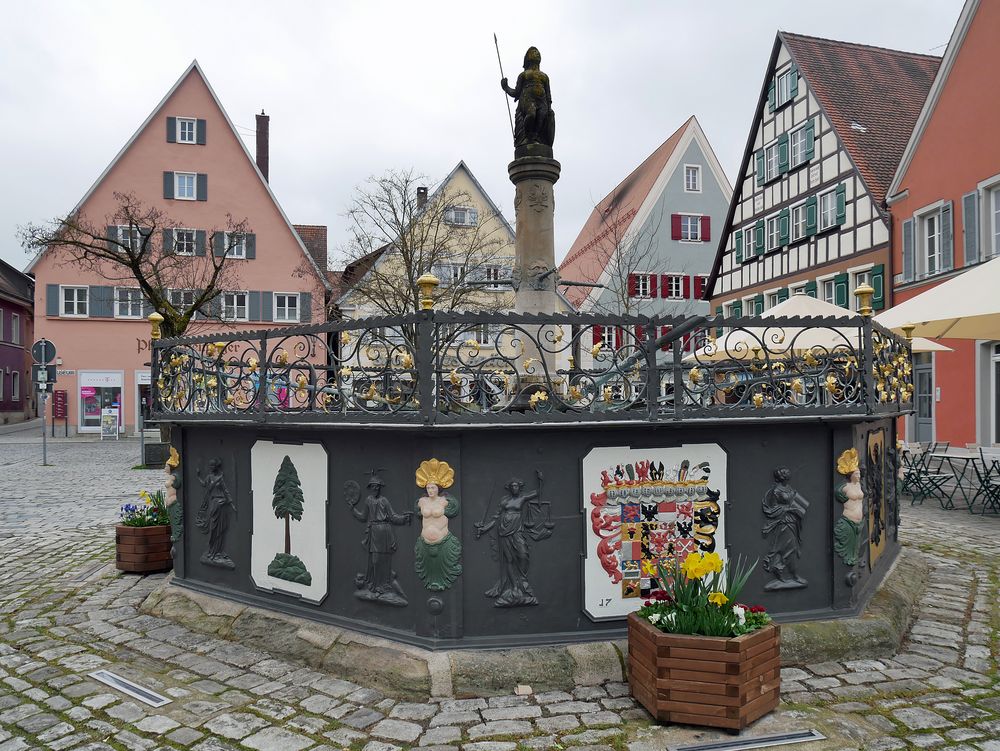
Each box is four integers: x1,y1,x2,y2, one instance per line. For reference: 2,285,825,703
754,220,765,255
789,64,799,98
902,218,915,280
777,287,789,303
734,230,743,263
778,208,790,247
804,118,815,161
805,196,818,236
777,133,789,174
835,183,847,225
871,264,885,310
755,150,765,187
753,294,764,315
804,280,817,298
767,80,776,113
732,300,743,317
940,202,954,271
715,306,724,338
834,273,849,308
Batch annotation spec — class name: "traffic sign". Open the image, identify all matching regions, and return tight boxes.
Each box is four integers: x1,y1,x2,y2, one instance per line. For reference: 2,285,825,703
32,364,57,387
31,339,57,365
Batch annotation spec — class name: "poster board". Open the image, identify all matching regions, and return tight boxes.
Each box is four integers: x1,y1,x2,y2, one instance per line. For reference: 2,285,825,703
100,408,119,440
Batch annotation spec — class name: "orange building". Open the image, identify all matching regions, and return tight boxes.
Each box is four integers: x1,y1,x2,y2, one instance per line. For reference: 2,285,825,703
886,0,1000,445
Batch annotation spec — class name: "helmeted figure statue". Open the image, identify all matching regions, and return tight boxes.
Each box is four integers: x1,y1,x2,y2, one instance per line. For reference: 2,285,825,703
345,471,412,606
502,47,556,152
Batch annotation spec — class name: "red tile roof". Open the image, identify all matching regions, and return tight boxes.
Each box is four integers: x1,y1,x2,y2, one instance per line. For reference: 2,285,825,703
780,32,940,207
558,117,694,308
293,224,328,273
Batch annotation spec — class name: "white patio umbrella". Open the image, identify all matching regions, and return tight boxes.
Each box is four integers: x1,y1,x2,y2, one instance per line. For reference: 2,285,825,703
875,256,1000,340
691,293,948,361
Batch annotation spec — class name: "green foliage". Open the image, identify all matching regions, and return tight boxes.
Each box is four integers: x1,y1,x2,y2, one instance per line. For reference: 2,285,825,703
272,455,305,521
268,553,312,585
119,490,170,527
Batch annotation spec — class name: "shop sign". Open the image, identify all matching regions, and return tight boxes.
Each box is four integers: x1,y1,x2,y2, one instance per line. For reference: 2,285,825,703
81,386,97,398
101,408,120,440
52,390,68,419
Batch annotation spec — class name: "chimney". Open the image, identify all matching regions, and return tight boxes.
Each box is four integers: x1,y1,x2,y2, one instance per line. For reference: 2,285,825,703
255,110,270,182
416,186,428,208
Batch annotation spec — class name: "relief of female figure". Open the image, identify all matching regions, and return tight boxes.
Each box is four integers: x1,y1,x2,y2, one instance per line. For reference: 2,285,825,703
346,472,412,606
414,459,462,591
761,467,809,590
475,474,553,607
834,448,865,567
196,458,236,569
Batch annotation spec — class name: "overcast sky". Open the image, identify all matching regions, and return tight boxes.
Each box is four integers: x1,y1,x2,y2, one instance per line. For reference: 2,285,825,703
1,0,963,274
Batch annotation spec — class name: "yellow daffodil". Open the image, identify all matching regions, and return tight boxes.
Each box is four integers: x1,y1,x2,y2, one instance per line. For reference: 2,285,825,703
708,591,729,606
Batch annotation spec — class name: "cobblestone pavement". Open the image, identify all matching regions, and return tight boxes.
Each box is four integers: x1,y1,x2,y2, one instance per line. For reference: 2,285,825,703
0,440,997,750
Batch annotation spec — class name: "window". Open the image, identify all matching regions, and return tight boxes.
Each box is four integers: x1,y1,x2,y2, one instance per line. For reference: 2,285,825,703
821,279,836,305
115,288,143,319
225,232,246,259
767,292,780,309
991,187,1000,257
61,286,88,317
445,206,477,226
852,270,871,312
441,264,464,285
663,274,684,300
744,230,755,260
819,190,838,231
764,143,779,182
274,293,299,323
174,229,196,255
601,326,616,349
473,323,493,346
169,289,198,318
116,225,143,252
766,215,781,251
790,284,806,296
776,70,793,107
11,371,19,402
634,274,651,299
222,292,248,322
791,203,807,242
175,172,196,200
684,165,701,192
484,265,505,291
680,215,701,241
10,314,19,345
177,118,196,144
789,125,810,168
923,213,940,275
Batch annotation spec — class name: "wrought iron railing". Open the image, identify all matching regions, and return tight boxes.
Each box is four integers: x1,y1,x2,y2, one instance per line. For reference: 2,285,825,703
149,311,913,425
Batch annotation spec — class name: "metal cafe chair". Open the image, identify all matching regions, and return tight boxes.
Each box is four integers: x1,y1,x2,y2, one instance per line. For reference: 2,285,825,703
975,448,1000,515
905,444,952,507
925,441,951,474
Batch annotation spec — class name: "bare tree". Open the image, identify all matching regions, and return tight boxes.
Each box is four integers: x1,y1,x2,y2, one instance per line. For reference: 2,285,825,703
20,191,250,339
338,169,512,322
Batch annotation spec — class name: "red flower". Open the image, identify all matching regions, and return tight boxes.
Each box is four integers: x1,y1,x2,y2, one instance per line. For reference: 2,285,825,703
749,605,766,613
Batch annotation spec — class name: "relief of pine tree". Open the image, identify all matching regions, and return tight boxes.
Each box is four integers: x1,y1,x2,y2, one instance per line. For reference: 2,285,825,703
267,455,312,585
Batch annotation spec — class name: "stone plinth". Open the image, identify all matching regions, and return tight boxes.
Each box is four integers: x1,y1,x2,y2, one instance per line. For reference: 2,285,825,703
508,156,561,315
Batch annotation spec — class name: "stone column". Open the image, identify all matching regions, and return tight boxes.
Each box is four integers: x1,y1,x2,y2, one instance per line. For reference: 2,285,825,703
509,156,561,315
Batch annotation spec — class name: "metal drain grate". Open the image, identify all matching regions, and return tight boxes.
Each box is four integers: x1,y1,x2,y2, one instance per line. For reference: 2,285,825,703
89,670,172,707
670,729,826,751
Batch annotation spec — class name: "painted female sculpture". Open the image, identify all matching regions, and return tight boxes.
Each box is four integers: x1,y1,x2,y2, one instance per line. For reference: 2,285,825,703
761,466,809,590
414,459,462,591
834,448,864,567
196,457,236,569
164,447,183,553
475,472,553,607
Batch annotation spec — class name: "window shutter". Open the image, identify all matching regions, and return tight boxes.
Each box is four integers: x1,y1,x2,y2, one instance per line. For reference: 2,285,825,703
902,217,915,281
753,294,764,315
614,326,622,349
469,208,479,224
715,306,724,338
835,183,847,225
734,230,744,263
777,286,789,303
789,64,799,98
777,133,789,174
162,229,173,253
166,117,177,143
634,325,645,342
754,219,765,255
649,274,658,298
213,233,225,257
208,293,222,320
245,233,256,260
660,274,669,296
671,214,682,240
627,274,637,297
592,325,603,346
196,173,208,202
804,280,817,298
195,229,206,257
196,119,207,145
804,119,815,161
871,264,885,310
90,286,114,318
767,80,776,113
106,225,118,252
700,216,711,242
45,284,59,317
163,171,174,200
659,325,672,352
778,207,790,247
962,191,980,265
694,276,705,300
732,300,742,317
248,291,261,322
805,196,818,236
262,291,273,322
755,150,765,187
682,275,691,299
940,201,954,271
443,208,454,223
834,273,849,308
300,292,312,323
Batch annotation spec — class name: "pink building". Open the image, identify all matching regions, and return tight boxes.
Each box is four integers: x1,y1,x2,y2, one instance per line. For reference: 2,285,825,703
28,61,330,434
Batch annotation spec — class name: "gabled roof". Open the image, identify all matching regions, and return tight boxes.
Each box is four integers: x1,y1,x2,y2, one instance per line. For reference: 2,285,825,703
706,32,939,297
559,116,731,309
25,61,330,291
0,257,33,307
293,224,328,272
888,0,980,200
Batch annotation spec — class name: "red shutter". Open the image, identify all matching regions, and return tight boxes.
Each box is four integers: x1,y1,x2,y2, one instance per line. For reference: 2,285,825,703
659,325,672,352
683,275,691,299
700,216,711,242
660,274,669,296
634,325,645,341
627,274,637,297
592,325,603,345
683,332,693,352
694,276,705,300
615,326,623,349
671,214,682,240
649,274,658,298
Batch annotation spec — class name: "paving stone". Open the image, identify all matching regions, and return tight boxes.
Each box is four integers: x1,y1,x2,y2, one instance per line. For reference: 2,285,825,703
533,690,573,704
581,710,623,726
201,712,269,740
439,697,487,712
165,727,205,746
418,726,462,746
535,714,580,732
133,715,181,734
240,726,314,751
545,700,601,714
892,706,953,730
462,743,518,751
429,710,480,726
558,728,624,744
480,704,541,720
341,707,385,729
904,734,946,748
389,701,437,721
105,700,146,723
323,727,367,746
371,718,422,743
361,742,401,751
466,720,534,738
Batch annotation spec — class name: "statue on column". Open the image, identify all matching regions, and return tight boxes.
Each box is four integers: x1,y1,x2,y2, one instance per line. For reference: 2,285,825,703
501,47,556,152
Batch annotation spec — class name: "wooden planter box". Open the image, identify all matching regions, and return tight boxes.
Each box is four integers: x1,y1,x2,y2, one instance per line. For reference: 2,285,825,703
115,525,172,574
627,613,780,731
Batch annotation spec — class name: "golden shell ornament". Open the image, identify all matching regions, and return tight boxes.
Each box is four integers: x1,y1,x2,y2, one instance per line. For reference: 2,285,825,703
166,446,181,468
837,447,860,476
415,459,455,489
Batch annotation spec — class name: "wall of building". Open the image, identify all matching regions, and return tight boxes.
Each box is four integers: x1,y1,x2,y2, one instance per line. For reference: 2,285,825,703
0,298,32,424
